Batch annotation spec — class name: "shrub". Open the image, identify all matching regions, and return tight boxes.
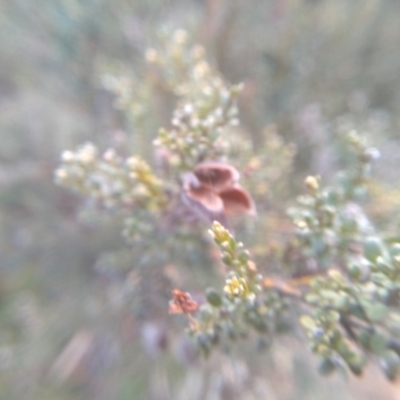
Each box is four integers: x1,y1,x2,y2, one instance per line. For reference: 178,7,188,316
56,31,400,383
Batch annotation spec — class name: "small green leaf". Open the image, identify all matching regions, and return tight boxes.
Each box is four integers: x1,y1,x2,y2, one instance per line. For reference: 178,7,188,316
365,303,389,322
319,290,346,308
347,303,365,319
344,352,365,376
221,254,233,266
363,236,386,262
206,288,222,307
325,310,340,323
228,236,236,252
369,332,387,354
357,330,370,348
237,251,250,264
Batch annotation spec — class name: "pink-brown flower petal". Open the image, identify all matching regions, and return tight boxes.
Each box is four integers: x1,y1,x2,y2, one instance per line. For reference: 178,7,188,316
193,162,240,192
219,185,256,216
184,185,224,213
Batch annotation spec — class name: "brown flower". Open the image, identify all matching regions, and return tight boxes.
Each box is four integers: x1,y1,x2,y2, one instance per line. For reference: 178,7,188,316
219,185,255,215
193,162,239,192
169,289,199,314
181,162,255,221
183,184,224,213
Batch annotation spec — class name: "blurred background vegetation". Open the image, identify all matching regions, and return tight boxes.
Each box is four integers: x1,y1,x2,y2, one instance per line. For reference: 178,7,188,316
1,0,400,399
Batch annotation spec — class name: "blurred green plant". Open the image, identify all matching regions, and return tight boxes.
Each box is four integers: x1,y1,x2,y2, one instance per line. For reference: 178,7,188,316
3,0,400,398
55,31,400,382
174,131,400,380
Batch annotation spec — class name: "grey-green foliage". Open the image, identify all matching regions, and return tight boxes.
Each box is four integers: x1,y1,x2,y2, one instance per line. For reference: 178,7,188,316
56,32,400,382
182,131,400,380
291,134,399,379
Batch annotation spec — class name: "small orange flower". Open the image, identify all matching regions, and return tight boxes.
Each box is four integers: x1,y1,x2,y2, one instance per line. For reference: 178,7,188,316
169,289,199,314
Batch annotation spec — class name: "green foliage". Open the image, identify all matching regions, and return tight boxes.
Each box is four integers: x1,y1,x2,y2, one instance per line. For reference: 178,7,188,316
184,221,288,356
55,144,167,211
55,32,400,383
5,1,400,398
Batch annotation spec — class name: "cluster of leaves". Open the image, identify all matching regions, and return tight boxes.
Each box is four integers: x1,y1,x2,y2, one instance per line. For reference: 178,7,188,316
55,144,167,211
169,221,289,357
288,132,379,271
173,131,400,380
285,133,400,379
149,30,242,172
